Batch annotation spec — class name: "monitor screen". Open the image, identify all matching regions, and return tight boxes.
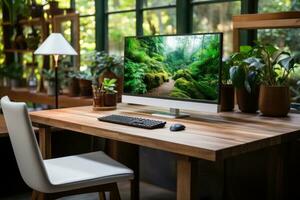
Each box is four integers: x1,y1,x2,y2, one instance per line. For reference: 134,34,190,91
124,33,223,104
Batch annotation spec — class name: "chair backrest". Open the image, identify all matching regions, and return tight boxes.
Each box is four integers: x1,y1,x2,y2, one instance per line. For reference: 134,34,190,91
0,96,51,192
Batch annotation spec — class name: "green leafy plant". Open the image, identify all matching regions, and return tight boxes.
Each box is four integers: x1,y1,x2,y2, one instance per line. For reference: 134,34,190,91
228,46,264,93
4,63,24,80
102,78,117,94
2,0,30,24
43,68,64,82
254,43,298,86
90,51,123,80
77,68,93,81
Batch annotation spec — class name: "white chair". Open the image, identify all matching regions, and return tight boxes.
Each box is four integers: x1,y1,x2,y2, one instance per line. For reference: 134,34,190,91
0,96,134,200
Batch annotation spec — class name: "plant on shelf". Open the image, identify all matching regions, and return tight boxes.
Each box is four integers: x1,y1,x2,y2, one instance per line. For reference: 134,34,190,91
43,68,56,96
255,43,299,117
228,45,264,113
2,0,30,24
6,62,24,88
76,68,93,97
43,68,64,96
67,70,80,97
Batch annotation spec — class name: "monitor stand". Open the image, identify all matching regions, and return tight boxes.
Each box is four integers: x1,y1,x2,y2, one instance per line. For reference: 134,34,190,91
152,108,190,119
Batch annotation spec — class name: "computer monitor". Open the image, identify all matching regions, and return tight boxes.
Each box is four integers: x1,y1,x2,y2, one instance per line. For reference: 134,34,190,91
123,33,223,118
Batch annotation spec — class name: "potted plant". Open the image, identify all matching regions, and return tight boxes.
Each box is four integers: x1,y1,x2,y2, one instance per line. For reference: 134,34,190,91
229,46,263,113
0,65,11,87
43,69,56,96
257,44,299,117
67,71,80,97
220,59,234,111
101,78,118,107
90,51,123,101
77,69,93,97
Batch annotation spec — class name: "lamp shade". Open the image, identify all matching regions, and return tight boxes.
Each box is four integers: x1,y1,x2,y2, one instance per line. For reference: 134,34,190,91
34,33,77,56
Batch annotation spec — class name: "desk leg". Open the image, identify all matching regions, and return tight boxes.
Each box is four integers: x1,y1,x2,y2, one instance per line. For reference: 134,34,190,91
177,155,191,200
39,127,52,159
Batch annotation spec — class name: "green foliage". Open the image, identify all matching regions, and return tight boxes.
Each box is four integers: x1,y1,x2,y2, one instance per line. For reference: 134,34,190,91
170,87,191,99
102,78,117,94
254,43,298,86
124,60,147,94
43,68,64,83
228,46,264,93
76,68,93,81
90,51,123,80
2,0,30,24
174,78,204,99
124,35,221,102
1,63,24,80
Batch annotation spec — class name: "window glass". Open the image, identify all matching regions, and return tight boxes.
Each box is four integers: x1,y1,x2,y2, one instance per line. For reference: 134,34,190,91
258,0,300,13
193,1,241,56
80,16,96,66
108,0,135,12
108,12,136,56
143,0,176,8
258,0,300,108
75,0,95,15
143,8,176,35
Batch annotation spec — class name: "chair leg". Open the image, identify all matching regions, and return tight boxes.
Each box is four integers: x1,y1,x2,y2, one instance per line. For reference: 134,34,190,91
110,183,121,200
99,192,106,200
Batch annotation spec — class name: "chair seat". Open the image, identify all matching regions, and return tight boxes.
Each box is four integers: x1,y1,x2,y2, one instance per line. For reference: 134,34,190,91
44,151,134,192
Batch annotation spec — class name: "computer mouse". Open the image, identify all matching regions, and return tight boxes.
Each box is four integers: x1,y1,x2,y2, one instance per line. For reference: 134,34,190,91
170,124,185,132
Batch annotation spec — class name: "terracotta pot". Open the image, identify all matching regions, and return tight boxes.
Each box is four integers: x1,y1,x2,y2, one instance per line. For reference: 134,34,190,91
104,93,117,107
99,69,123,102
259,85,290,117
220,84,234,112
68,78,80,97
236,86,260,113
79,79,92,97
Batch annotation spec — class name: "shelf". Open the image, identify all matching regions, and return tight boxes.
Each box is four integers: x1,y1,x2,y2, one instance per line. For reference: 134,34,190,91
4,49,35,53
0,87,92,108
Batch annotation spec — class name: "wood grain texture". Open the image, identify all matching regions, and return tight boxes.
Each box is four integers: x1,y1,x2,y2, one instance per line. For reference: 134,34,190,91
232,11,300,52
29,104,300,161
0,87,92,108
176,156,191,200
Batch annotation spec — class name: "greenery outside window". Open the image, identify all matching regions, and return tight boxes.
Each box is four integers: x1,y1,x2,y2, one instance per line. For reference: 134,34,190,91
192,0,241,56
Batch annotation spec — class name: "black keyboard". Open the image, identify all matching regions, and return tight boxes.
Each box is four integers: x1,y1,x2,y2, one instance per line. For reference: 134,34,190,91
98,114,166,129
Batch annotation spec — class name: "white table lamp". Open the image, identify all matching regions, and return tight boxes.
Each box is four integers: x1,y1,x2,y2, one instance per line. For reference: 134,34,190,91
34,33,77,108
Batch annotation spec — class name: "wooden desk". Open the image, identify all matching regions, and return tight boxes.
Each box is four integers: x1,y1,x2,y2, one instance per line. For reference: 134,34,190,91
30,104,300,200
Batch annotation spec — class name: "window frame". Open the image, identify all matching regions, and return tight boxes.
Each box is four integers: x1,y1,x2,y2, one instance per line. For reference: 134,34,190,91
95,0,259,52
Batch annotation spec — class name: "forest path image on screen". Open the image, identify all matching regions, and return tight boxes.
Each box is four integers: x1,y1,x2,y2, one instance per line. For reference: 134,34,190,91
124,34,221,103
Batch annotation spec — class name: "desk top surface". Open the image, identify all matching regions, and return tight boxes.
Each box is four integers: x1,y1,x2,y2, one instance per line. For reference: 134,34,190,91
30,104,300,161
